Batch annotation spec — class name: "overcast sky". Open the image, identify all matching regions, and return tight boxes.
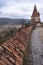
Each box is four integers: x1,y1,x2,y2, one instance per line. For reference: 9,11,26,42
0,0,43,21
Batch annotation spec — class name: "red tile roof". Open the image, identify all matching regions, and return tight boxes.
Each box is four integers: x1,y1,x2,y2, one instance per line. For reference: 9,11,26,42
31,5,40,17
0,26,33,65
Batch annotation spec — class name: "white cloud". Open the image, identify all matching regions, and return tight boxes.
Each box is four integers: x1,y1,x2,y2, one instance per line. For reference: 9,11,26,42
0,0,43,21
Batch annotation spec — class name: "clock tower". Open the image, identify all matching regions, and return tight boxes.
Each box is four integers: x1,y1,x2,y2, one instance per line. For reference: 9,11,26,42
31,5,40,25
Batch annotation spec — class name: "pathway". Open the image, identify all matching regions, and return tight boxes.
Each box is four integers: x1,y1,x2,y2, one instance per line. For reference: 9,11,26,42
30,27,43,65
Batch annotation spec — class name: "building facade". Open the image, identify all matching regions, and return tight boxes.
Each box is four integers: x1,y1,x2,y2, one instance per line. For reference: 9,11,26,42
31,5,40,25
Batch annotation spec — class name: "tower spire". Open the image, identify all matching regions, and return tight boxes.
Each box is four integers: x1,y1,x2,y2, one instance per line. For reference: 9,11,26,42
32,5,39,17
31,5,40,24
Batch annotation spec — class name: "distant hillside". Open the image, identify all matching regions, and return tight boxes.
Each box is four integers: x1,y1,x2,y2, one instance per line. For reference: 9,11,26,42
0,18,31,25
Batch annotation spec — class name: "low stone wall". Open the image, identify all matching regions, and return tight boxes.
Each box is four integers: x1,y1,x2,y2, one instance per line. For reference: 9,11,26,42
23,25,33,65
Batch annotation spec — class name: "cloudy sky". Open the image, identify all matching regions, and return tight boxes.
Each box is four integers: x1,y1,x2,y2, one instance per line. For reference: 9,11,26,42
0,0,43,21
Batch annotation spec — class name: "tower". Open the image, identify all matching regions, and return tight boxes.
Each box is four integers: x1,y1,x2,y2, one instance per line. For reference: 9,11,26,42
31,5,40,25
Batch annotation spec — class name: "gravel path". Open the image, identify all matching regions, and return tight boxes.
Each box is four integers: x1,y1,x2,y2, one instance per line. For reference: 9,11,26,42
30,27,43,65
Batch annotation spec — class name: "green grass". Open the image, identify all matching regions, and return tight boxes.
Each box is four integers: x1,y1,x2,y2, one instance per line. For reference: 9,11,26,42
23,26,33,65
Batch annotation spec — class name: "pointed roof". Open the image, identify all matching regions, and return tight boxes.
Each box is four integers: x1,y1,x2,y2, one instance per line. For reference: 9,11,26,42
32,5,40,17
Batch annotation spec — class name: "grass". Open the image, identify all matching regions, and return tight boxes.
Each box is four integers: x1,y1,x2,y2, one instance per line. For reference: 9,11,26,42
23,26,33,65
